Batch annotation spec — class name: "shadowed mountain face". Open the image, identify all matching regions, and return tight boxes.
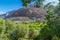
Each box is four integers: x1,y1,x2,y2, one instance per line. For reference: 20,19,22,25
1,7,46,21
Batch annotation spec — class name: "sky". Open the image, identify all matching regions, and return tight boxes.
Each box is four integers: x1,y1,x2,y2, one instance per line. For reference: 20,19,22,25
0,0,58,14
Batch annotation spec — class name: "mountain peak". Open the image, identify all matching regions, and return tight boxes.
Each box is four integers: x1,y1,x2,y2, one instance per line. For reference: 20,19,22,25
1,7,46,21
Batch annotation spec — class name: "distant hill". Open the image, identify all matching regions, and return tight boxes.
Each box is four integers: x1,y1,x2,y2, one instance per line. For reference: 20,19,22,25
1,7,46,22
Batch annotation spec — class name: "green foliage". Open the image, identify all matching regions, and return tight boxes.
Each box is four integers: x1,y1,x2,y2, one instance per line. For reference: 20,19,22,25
21,0,45,7
21,0,31,7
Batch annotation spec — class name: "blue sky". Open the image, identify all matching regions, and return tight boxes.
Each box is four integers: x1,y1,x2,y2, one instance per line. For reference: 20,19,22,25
0,0,58,14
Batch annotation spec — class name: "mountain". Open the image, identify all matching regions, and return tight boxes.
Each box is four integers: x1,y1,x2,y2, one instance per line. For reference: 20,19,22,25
1,7,46,22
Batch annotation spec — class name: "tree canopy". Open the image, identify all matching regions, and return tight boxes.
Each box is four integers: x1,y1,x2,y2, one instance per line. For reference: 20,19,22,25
21,0,45,7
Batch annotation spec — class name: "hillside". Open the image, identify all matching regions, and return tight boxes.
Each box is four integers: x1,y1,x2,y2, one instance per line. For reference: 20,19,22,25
1,7,46,22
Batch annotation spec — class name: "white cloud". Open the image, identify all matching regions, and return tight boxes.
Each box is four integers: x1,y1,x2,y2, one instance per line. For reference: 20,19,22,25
44,0,58,5
0,11,5,14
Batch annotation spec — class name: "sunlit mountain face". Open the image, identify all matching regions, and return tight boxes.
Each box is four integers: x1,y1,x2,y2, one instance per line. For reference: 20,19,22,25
0,7,46,21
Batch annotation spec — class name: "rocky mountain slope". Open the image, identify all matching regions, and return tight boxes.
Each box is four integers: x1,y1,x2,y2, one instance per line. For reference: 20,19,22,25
1,7,46,22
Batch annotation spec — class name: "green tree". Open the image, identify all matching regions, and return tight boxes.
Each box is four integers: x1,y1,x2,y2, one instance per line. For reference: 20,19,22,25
39,1,60,40
54,0,60,39
21,0,45,8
